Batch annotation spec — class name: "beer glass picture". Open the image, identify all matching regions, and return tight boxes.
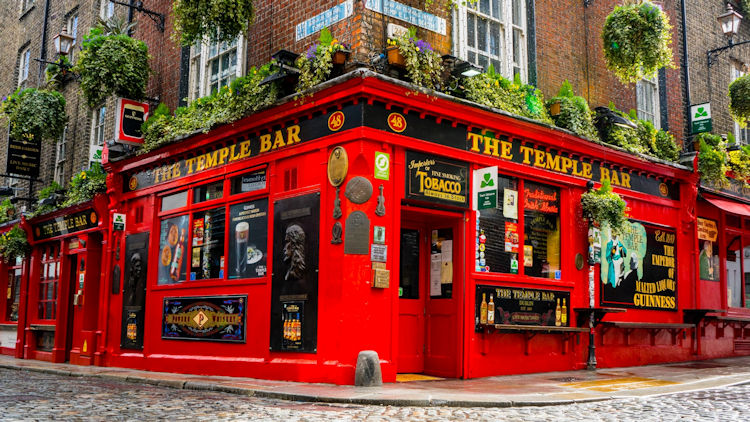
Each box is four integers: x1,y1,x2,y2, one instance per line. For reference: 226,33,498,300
235,222,249,274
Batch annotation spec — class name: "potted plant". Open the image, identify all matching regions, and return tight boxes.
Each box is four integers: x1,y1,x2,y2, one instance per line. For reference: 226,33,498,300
74,26,150,108
581,180,628,235
546,80,598,140
0,87,66,141
295,29,350,93
695,133,729,188
729,74,750,128
601,1,674,84
0,225,29,264
386,27,443,90
173,0,256,45
61,163,108,208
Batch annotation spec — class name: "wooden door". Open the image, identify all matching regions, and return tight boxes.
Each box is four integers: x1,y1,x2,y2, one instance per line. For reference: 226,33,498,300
397,227,424,373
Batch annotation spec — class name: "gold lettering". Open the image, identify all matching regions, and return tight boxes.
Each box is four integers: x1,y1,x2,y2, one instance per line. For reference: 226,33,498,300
600,167,610,183
611,170,621,186
468,133,483,153
572,161,583,177
500,140,513,159
239,140,251,158
217,147,229,165
205,151,218,169
582,162,593,179
272,130,286,150
287,125,301,144
620,172,631,188
545,152,561,172
482,136,499,157
534,149,546,168
185,157,196,174
560,157,573,174
519,146,534,164
229,144,242,162
172,163,181,178
195,156,206,172
260,134,272,153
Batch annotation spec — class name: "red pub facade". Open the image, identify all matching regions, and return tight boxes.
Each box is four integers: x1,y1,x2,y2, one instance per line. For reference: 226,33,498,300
3,72,749,384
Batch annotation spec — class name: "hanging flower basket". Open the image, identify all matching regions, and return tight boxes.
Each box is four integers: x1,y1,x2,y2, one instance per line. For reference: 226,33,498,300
601,1,674,84
0,87,66,141
729,74,750,128
581,180,628,235
173,0,256,46
332,49,350,65
386,46,406,67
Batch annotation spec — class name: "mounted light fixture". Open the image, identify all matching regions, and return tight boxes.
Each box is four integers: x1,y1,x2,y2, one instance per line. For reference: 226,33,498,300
53,28,75,56
708,3,750,67
260,50,300,88
594,106,638,131
442,55,483,78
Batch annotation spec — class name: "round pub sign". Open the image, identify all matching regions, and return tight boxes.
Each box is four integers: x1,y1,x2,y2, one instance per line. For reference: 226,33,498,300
327,146,348,187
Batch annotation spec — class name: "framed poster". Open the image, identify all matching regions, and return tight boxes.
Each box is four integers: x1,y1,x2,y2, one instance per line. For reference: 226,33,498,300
158,215,189,285
228,199,269,279
162,295,246,342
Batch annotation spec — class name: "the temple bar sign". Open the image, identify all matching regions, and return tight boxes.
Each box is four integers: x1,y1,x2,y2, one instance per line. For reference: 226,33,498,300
115,98,149,145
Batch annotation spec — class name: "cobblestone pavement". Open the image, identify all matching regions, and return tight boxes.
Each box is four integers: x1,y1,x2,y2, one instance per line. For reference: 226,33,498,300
0,368,748,421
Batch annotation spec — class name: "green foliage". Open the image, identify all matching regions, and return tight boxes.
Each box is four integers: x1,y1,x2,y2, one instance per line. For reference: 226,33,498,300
0,200,15,225
697,135,729,188
296,29,349,93
29,181,64,218
728,145,750,183
463,66,553,124
546,80,598,140
0,88,66,141
61,164,107,208
141,63,280,154
388,27,443,90
729,74,750,127
597,105,679,161
652,127,679,161
581,180,628,235
75,27,150,108
601,1,674,84
0,225,29,263
743,1,750,14
44,56,72,89
173,0,255,46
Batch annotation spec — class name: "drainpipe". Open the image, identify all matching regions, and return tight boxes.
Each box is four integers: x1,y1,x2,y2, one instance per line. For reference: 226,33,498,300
128,0,135,36
37,0,51,83
681,0,692,147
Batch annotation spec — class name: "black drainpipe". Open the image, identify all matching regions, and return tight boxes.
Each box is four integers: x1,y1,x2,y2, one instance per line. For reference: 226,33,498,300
681,0,692,147
128,0,135,36
37,0,51,82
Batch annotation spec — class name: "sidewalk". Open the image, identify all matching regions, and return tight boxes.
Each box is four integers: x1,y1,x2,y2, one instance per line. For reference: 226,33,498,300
2,354,750,407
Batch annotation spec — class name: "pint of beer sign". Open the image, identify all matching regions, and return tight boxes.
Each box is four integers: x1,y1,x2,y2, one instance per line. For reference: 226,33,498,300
235,222,249,274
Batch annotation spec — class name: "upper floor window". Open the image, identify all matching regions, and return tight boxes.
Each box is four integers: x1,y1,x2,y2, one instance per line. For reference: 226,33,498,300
732,65,749,145
66,13,79,62
636,75,660,129
454,0,527,81
90,105,106,167
188,36,244,101
54,126,67,184
18,46,31,87
100,0,115,20
20,0,34,14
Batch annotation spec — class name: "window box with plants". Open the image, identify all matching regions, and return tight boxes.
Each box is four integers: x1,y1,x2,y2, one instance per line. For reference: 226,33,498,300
581,180,628,235
385,27,443,90
295,28,351,93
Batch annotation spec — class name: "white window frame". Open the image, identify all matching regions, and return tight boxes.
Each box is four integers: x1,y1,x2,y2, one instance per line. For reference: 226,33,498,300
20,0,34,14
187,35,245,102
100,0,115,20
18,46,31,87
89,105,107,166
636,75,660,129
733,65,750,145
453,0,527,82
54,126,68,184
66,13,79,62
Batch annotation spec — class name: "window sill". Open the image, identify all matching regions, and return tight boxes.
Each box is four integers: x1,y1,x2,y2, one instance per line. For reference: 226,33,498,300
471,272,576,289
0,323,18,330
152,277,268,291
19,5,35,20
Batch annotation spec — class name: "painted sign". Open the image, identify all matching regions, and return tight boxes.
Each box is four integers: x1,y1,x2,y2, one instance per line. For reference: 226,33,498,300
474,166,498,210
33,208,99,240
475,285,570,328
690,102,712,134
162,295,246,342
697,217,718,242
295,0,354,41
115,98,149,145
374,151,390,180
600,221,677,310
405,151,469,208
702,178,750,202
365,0,447,35
113,213,126,231
6,134,41,178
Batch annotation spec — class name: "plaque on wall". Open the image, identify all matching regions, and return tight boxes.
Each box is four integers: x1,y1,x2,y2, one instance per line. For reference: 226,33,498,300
344,176,373,204
327,146,348,187
344,211,370,254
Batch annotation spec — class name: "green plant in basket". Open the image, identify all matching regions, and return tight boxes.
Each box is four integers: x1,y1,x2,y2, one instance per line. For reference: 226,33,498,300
601,1,674,84
0,87,66,141
61,163,107,208
546,80,598,140
387,27,443,90
729,74,750,128
581,180,628,235
696,133,729,188
173,0,255,46
0,225,29,264
296,28,350,94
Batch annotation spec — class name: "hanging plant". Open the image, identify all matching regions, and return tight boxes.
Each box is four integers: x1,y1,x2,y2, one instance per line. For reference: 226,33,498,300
696,133,729,188
0,87,66,141
729,74,750,128
387,27,443,90
75,27,150,108
601,1,674,84
295,28,350,94
61,163,107,208
44,56,73,89
581,180,628,235
0,199,15,225
173,0,255,46
29,181,64,218
462,66,553,124
546,80,599,140
141,63,280,154
0,225,29,264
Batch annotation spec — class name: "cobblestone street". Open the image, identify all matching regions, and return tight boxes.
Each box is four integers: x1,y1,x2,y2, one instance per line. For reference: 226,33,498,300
0,368,749,421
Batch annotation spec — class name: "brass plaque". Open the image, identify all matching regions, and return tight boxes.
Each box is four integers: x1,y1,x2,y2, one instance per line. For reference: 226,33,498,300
344,211,369,254
372,262,386,270
345,176,373,204
327,146,348,187
373,269,390,288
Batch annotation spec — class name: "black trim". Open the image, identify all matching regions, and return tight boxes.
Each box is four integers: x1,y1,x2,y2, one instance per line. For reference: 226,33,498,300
178,46,190,108
658,68,668,131
526,0,537,86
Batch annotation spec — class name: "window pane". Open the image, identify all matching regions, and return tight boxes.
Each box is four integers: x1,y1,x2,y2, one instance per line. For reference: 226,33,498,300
492,0,500,19
158,215,189,284
193,181,223,203
490,22,500,56
477,175,519,274
231,169,267,194
478,55,489,70
523,182,561,279
727,235,742,307
161,191,188,212
512,0,523,26
467,14,476,48
477,19,488,52
480,0,490,15
190,208,225,280
399,229,420,299
228,198,268,279
513,29,521,64
431,228,453,299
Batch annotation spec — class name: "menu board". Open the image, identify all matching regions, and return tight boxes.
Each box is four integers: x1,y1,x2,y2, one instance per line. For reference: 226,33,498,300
228,199,269,279
158,215,189,284
601,221,677,310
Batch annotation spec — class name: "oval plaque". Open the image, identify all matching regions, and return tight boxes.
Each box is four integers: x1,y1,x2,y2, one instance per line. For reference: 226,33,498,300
345,176,373,204
327,146,348,187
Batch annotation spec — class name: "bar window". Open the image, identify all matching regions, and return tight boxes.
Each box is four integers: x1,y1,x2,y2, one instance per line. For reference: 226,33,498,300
228,199,268,279
161,190,188,212
231,169,266,195
38,244,60,320
193,181,223,203
698,217,719,281
523,182,561,279
190,207,225,280
477,175,519,274
158,215,189,285
726,234,742,308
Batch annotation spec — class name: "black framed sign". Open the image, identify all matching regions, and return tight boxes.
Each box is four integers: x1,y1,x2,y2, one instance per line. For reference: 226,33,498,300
405,151,469,208
162,295,246,342
475,285,570,329
6,134,41,177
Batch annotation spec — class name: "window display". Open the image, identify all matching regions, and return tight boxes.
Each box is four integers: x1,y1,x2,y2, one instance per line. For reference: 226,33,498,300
228,199,268,279
158,215,189,285
477,176,518,274
523,182,560,279
190,208,225,280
